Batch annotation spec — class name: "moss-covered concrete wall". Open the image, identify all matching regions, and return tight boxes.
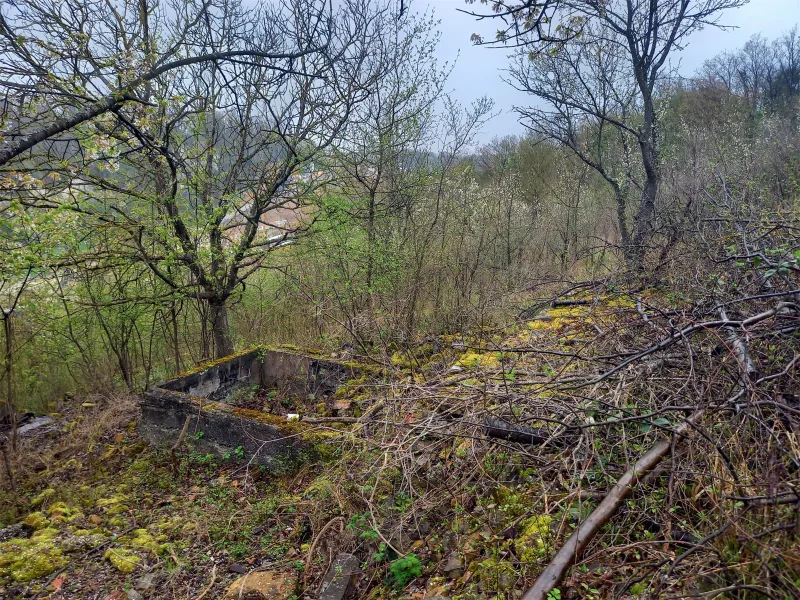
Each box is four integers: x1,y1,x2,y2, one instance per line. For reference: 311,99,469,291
139,346,360,467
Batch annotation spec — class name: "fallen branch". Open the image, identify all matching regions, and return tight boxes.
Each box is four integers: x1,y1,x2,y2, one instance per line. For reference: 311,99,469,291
720,307,757,380
578,304,790,388
552,299,593,307
483,416,567,445
307,414,569,446
521,410,705,600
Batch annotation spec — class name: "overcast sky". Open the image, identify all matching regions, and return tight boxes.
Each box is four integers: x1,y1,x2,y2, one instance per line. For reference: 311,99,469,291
421,0,800,142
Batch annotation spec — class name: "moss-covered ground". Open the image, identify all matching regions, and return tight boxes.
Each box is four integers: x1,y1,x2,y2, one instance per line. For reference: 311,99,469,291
2,292,798,599
0,400,337,599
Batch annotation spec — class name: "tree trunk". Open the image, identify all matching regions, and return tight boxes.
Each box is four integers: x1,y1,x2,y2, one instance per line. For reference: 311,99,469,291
118,348,134,392
633,168,658,255
171,303,182,376
210,300,234,359
3,313,16,452
198,299,211,361
631,102,660,269
366,190,376,291
614,187,633,264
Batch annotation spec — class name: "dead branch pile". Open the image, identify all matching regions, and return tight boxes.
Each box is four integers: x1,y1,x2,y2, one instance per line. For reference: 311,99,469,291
290,272,800,598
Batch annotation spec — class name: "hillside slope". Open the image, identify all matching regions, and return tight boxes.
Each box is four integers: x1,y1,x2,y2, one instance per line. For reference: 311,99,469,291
1,291,798,599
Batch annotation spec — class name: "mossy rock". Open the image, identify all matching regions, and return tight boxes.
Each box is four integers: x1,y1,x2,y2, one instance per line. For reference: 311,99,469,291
0,529,68,582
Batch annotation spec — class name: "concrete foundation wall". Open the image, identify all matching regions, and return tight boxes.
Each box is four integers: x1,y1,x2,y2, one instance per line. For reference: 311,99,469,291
139,347,360,467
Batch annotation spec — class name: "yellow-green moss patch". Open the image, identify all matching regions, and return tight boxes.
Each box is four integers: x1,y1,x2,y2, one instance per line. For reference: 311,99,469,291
96,494,129,515
456,351,500,369
23,511,50,530
104,547,141,573
47,501,80,522
30,488,55,507
0,530,68,582
515,515,552,563
123,528,169,555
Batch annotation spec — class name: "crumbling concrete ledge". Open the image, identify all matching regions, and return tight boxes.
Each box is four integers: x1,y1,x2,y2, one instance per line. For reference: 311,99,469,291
138,346,363,468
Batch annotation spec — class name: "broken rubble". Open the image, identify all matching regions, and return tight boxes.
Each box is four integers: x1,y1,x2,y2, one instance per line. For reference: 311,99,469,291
319,553,358,600
442,551,464,579
135,571,162,590
0,523,33,543
225,570,298,600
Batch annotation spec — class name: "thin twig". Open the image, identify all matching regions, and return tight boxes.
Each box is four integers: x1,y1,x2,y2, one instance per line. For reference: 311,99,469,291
195,564,217,600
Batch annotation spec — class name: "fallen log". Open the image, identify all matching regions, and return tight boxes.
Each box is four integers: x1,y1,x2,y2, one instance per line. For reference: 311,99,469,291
521,409,705,600
484,416,568,445
551,299,593,307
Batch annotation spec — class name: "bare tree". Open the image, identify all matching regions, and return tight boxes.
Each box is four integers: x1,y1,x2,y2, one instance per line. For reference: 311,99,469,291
467,0,748,267
702,26,800,115
9,0,390,357
0,0,335,167
509,26,639,260
336,10,445,292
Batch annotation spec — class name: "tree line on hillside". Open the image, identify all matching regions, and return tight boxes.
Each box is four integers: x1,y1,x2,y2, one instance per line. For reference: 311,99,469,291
0,0,797,403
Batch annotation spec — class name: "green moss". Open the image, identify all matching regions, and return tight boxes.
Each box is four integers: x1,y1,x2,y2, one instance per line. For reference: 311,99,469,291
32,527,59,540
630,581,648,595
124,528,169,555
391,351,412,368
109,516,127,528
515,515,552,563
23,511,50,530
277,343,302,352
47,502,76,521
456,351,500,369
390,344,436,369
96,494,129,515
169,347,258,381
0,531,68,582
104,547,141,573
151,516,184,533
30,488,55,507
304,476,335,500
475,557,516,590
